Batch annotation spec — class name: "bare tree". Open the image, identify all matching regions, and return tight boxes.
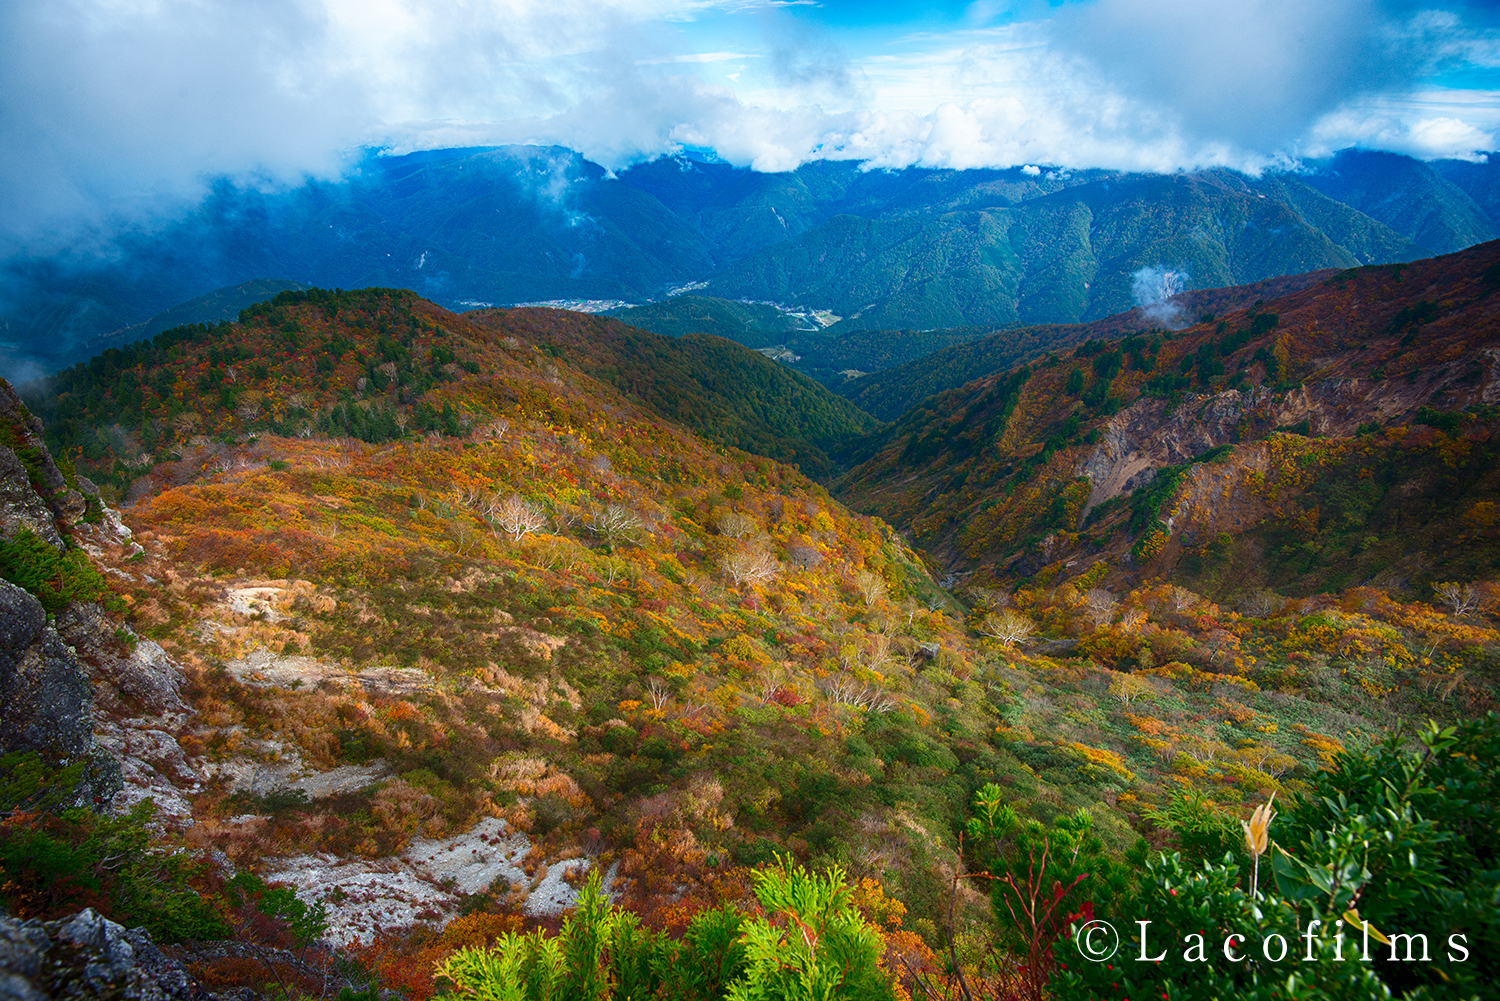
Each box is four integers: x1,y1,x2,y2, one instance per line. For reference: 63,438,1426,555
721,546,781,586
853,569,888,608
644,677,673,712
785,540,823,569
1240,589,1281,618
757,667,790,704
451,519,480,556
819,673,897,714
1434,581,1479,617
1083,588,1118,628
169,411,201,440
490,494,548,542
1119,607,1147,633
1169,585,1198,614
717,511,761,539
979,609,1036,647
587,504,643,547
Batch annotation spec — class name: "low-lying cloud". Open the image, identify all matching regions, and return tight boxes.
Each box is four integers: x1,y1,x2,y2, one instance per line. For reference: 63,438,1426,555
1,0,1496,256
1132,266,1191,330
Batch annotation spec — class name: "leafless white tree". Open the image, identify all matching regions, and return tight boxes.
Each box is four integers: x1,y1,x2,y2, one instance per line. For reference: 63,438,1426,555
1108,672,1156,706
1435,581,1478,617
1083,588,1119,628
721,546,781,586
979,609,1036,647
717,511,761,539
819,674,897,714
644,677,673,712
853,569,888,607
587,504,643,546
490,494,548,542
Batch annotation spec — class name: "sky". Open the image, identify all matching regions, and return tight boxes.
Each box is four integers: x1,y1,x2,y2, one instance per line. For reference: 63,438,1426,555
3,0,1499,254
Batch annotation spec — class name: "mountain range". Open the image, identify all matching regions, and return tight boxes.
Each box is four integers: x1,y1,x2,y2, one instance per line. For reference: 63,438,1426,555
6,146,1500,376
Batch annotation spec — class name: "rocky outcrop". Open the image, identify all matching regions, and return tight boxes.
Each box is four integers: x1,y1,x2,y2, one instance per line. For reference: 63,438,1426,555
53,604,202,826
0,448,65,552
0,907,206,1000
1076,388,1272,521
1076,364,1500,524
0,381,85,535
0,582,121,808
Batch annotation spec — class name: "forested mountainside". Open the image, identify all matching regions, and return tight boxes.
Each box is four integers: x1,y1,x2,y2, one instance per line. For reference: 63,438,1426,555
7,146,1499,375
830,270,1337,420
837,240,1500,602
462,307,879,480
4,279,1497,998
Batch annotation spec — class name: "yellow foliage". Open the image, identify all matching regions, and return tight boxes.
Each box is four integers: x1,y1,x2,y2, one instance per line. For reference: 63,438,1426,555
1066,742,1135,784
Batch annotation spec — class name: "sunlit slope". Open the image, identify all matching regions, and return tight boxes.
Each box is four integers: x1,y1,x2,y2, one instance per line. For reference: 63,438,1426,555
836,240,1500,599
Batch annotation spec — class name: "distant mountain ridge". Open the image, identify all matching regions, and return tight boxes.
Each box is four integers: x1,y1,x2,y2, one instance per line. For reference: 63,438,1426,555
4,146,1499,375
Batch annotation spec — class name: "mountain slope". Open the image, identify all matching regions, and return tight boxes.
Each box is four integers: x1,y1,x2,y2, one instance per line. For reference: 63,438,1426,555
701,170,1420,331
836,240,1500,600
466,307,879,479
1299,148,1497,254
76,278,309,359
11,283,1500,1000
836,270,1334,421
606,294,819,347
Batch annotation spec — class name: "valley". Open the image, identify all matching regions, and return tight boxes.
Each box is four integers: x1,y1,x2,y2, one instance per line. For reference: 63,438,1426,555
2,239,1497,997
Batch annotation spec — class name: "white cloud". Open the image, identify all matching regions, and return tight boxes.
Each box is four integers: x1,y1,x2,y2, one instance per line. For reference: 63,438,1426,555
2,0,1497,256
637,51,761,64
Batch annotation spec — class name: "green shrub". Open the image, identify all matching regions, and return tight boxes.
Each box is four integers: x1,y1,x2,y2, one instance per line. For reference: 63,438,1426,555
0,795,230,943
435,862,892,1001
1051,852,1398,1001
0,529,112,610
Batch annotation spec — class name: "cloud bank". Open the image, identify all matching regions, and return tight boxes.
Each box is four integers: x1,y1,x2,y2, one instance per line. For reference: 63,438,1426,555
1,0,1497,254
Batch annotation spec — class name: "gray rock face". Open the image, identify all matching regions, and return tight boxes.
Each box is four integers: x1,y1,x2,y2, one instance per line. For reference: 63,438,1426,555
0,908,208,1000
0,382,84,533
0,583,88,758
0,581,122,808
0,448,63,552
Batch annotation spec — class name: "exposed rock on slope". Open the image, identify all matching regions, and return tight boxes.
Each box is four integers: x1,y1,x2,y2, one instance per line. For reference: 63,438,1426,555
0,907,204,1000
0,581,121,808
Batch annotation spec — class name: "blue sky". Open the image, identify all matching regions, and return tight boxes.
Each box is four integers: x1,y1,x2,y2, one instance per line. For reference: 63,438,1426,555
2,0,1499,252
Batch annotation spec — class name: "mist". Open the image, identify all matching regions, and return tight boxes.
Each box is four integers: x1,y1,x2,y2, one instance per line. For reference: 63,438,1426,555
1132,267,1191,330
